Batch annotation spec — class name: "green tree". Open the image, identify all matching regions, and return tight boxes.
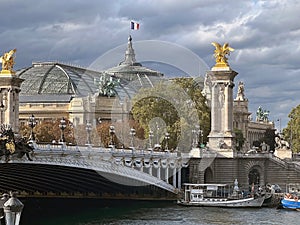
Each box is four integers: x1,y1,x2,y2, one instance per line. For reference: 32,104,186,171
233,128,245,151
283,105,300,153
131,78,210,151
259,128,276,152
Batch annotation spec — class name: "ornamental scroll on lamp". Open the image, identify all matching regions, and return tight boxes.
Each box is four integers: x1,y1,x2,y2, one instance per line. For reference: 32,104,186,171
0,48,17,75
211,42,234,70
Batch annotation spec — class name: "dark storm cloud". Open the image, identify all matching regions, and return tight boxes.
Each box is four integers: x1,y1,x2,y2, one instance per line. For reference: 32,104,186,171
0,0,299,129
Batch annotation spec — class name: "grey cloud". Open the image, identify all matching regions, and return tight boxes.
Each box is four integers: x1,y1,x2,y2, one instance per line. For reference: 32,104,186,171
0,0,299,130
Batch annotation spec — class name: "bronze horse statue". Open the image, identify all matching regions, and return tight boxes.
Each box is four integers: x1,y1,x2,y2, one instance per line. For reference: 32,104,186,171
0,126,33,162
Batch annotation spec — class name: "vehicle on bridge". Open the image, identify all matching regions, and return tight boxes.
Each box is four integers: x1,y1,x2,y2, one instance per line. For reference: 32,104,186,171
178,183,265,208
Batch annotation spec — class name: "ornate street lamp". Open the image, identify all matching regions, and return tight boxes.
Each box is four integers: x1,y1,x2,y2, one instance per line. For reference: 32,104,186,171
191,128,196,147
28,114,36,141
130,128,136,148
149,130,154,149
86,121,92,145
199,129,204,147
0,192,24,225
109,125,115,146
98,117,102,146
165,132,170,150
58,117,66,143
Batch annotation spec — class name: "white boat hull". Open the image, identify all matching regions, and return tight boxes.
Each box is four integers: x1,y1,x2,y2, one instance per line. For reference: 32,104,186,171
178,196,265,208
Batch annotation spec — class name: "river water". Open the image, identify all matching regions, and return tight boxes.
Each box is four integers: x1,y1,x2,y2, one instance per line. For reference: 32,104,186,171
21,199,299,225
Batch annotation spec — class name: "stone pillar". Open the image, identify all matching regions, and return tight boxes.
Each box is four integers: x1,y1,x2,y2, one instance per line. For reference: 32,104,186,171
0,71,24,133
157,167,161,180
207,68,238,157
173,168,176,187
165,167,169,183
177,168,181,189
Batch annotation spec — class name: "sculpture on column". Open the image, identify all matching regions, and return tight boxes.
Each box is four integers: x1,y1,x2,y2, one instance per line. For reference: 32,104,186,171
211,42,234,68
235,81,246,101
0,49,17,73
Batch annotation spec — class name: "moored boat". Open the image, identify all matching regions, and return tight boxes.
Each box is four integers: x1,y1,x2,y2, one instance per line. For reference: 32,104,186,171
178,183,265,208
281,193,300,210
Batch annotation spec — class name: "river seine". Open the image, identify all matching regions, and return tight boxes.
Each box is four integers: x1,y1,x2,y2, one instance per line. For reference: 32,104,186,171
21,199,299,225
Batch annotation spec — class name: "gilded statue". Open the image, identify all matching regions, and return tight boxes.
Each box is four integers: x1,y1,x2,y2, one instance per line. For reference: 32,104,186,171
0,49,17,73
211,42,234,67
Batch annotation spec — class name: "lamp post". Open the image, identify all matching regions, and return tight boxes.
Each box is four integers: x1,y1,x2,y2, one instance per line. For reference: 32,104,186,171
98,117,102,146
28,114,36,141
130,128,136,148
200,129,203,147
59,117,66,143
86,120,92,145
109,125,115,146
149,130,154,149
0,192,24,225
191,128,196,148
156,123,160,146
165,132,170,150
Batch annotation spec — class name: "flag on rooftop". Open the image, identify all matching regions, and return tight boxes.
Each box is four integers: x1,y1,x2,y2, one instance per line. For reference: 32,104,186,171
130,21,140,30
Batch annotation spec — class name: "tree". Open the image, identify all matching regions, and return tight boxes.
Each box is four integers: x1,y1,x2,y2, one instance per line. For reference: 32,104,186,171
233,128,245,151
20,119,75,144
283,105,300,153
131,78,210,151
259,128,276,152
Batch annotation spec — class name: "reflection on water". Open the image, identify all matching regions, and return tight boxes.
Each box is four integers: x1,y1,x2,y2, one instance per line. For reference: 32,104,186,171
21,198,299,225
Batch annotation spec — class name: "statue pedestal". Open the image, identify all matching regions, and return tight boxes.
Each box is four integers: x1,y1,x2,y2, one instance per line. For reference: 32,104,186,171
0,70,15,76
207,67,238,157
274,148,292,159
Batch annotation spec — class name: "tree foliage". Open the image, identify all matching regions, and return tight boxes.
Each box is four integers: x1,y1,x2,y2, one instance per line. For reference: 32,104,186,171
131,78,210,150
259,128,276,152
283,105,300,153
233,128,245,151
20,119,75,144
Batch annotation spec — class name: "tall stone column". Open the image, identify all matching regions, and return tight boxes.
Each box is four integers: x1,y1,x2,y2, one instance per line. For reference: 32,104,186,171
208,42,237,157
0,49,24,133
208,69,238,156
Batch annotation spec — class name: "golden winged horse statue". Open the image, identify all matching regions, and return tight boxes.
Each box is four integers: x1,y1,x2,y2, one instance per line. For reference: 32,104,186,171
211,42,234,67
0,48,17,73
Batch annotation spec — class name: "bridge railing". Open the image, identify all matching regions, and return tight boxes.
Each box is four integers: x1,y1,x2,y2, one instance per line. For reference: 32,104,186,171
34,144,179,159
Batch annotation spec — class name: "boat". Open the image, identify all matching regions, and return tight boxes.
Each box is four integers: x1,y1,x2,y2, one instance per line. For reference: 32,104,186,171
178,183,265,208
281,193,300,210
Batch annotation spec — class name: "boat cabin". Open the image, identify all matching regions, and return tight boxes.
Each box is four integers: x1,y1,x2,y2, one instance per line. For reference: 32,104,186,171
183,183,232,202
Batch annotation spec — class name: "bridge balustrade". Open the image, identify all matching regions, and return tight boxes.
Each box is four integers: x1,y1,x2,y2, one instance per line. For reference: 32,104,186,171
7,143,189,194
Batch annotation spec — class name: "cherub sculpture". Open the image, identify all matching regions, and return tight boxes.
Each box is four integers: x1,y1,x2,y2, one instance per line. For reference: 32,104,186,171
0,49,17,72
211,42,234,67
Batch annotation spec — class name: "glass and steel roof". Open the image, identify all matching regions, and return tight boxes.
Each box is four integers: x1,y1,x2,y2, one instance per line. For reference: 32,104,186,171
17,61,165,103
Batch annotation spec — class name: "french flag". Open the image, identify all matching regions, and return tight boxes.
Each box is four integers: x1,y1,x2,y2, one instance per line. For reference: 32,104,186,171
130,21,140,30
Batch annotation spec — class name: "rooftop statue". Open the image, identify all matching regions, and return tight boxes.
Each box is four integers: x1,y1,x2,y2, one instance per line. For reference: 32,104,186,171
256,106,270,122
97,73,120,97
0,48,17,73
211,42,234,68
235,81,246,101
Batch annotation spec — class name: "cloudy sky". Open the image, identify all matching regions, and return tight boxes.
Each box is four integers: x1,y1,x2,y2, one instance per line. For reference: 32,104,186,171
1,0,299,130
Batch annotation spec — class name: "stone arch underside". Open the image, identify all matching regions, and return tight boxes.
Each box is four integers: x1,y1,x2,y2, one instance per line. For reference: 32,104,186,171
244,160,265,187
204,167,214,183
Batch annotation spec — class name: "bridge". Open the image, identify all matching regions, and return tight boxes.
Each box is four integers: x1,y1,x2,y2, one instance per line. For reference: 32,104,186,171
0,143,190,200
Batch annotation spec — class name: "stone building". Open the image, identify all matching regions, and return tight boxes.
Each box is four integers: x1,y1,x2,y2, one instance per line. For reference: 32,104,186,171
233,81,274,151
